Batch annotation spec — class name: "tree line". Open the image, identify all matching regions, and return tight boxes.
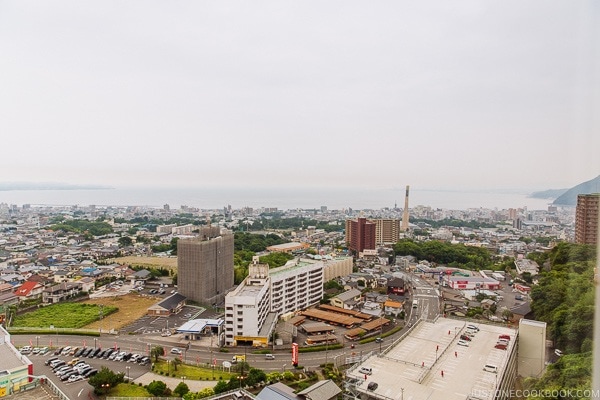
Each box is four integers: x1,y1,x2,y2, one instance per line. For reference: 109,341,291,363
393,238,493,269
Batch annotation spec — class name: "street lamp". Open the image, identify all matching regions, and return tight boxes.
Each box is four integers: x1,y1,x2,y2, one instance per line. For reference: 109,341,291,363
94,338,97,349
125,366,130,382
35,336,40,348
182,376,186,384
167,360,170,375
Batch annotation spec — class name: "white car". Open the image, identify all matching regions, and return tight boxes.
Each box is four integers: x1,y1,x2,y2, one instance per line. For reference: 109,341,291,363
457,340,469,347
170,347,182,355
68,374,84,383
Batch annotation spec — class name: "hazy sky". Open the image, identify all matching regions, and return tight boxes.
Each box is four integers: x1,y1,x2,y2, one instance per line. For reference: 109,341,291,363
1,1,597,191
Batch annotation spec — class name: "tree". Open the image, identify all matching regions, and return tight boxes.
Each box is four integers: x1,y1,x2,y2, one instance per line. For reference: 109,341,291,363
172,357,182,371
174,382,190,397
118,236,133,247
88,367,124,395
146,380,168,396
245,368,267,386
501,309,513,322
151,345,164,363
213,380,229,394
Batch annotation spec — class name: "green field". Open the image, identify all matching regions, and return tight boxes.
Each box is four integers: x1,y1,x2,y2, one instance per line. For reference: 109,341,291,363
12,303,118,328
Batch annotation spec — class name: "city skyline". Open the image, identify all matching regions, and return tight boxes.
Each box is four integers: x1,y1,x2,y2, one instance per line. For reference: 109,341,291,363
0,1,597,192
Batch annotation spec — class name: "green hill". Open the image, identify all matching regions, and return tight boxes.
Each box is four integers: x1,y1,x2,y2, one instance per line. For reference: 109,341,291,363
552,175,600,206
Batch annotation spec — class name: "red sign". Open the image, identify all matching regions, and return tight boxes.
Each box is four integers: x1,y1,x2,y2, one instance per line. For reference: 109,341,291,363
292,343,299,366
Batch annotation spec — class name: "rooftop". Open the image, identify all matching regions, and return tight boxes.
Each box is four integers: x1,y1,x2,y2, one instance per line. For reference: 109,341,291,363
347,318,516,400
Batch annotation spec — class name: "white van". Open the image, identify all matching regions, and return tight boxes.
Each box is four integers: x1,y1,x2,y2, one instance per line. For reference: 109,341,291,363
483,364,498,373
359,366,373,375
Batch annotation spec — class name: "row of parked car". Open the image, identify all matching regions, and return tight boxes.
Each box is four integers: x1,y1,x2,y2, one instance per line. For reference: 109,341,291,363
53,346,152,365
457,324,480,347
19,345,49,355
45,357,98,383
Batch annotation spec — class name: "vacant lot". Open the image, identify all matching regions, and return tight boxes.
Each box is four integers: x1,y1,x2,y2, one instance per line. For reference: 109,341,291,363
83,294,158,330
110,256,178,271
13,303,118,328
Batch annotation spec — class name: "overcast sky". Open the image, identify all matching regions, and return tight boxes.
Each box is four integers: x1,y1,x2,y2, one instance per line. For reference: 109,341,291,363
0,1,597,192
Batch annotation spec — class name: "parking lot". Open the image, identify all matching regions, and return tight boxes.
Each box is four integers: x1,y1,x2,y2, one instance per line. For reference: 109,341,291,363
25,344,153,399
119,304,221,336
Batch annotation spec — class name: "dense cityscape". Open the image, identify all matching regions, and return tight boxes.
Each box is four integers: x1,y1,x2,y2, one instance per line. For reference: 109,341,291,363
0,192,596,400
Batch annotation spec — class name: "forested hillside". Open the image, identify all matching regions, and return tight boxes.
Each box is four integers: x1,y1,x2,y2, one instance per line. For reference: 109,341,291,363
525,243,596,396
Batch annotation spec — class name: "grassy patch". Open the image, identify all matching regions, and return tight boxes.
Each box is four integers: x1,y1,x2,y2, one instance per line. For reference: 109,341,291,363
12,303,118,328
153,360,237,381
109,382,151,397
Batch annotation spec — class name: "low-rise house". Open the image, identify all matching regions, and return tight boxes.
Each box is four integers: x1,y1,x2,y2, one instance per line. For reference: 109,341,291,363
481,298,496,310
53,270,71,283
78,277,95,293
129,269,152,285
387,276,405,295
0,283,13,294
383,299,403,317
329,289,362,309
147,293,186,316
0,274,25,286
257,380,341,400
14,281,44,300
42,282,82,304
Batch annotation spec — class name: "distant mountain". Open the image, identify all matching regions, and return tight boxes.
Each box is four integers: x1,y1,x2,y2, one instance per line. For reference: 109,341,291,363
530,188,568,199
553,175,600,206
0,182,112,191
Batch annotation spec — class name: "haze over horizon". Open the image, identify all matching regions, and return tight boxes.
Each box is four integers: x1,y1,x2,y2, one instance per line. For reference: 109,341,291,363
0,1,597,192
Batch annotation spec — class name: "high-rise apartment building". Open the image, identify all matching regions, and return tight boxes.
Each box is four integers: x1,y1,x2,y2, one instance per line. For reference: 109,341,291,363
345,217,376,254
177,226,234,305
575,193,600,245
374,219,400,245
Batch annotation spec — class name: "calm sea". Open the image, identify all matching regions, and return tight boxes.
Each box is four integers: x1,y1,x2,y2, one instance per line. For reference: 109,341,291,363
0,187,557,211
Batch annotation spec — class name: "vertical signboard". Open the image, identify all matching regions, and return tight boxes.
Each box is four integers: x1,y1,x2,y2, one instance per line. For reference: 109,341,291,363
292,342,299,367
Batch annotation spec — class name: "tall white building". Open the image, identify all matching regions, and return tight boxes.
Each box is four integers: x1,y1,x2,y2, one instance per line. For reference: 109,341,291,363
224,257,324,347
269,258,324,316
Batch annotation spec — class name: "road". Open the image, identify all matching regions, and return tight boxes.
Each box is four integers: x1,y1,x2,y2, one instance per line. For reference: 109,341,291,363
403,272,441,323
